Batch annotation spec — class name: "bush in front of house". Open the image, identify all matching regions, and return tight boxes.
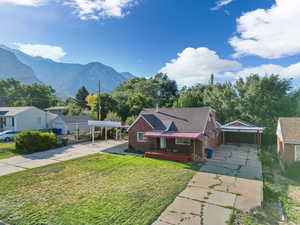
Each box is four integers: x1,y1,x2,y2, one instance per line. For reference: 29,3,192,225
15,131,57,154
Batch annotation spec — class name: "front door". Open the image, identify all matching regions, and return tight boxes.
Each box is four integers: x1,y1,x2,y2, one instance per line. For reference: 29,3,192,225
160,137,166,149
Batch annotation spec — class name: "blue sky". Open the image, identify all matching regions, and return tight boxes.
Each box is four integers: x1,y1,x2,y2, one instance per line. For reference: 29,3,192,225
1,0,300,87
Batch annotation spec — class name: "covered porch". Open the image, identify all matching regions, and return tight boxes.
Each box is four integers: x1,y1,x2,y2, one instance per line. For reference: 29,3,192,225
144,131,206,162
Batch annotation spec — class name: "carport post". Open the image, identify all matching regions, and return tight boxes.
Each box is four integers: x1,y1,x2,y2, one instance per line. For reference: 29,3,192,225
92,126,95,144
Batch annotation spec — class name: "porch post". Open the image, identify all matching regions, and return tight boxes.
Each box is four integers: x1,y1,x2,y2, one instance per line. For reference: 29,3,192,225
105,127,108,141
256,131,259,149
223,132,225,144
193,139,196,161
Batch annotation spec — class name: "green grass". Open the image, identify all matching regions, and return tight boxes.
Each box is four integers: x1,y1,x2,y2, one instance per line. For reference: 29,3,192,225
0,142,17,159
0,154,200,225
284,162,300,182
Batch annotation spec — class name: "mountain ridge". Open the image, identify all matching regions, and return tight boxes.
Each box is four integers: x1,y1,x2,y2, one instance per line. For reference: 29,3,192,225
0,45,135,98
0,48,41,85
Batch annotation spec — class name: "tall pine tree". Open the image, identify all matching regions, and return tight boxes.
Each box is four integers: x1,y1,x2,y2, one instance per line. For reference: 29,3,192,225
75,86,89,109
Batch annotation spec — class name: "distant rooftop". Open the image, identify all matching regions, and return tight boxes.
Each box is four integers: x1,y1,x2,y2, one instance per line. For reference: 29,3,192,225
0,106,35,116
46,106,68,111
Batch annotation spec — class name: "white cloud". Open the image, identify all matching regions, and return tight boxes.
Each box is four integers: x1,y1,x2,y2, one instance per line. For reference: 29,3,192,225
14,43,66,61
65,0,138,20
0,0,46,6
224,63,300,79
211,0,233,11
160,47,242,86
230,0,300,59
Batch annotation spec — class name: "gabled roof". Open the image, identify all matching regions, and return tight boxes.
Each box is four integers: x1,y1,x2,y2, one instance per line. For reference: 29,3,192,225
130,107,214,133
221,119,264,133
278,117,300,143
223,119,256,127
0,106,35,116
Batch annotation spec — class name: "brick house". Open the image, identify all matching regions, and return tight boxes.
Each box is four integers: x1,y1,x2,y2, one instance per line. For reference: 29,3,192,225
127,107,220,161
277,117,300,164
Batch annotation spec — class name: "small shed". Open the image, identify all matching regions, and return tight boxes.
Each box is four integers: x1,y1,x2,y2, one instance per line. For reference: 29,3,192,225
220,120,264,145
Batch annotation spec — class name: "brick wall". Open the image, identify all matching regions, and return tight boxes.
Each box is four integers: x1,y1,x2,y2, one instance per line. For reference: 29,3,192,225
204,115,219,149
128,117,156,152
282,143,295,164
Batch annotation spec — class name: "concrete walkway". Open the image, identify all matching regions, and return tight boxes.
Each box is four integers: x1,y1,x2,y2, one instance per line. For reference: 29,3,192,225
153,144,263,225
0,140,128,176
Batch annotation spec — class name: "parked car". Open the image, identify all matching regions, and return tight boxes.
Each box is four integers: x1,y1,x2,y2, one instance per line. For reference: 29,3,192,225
0,130,20,142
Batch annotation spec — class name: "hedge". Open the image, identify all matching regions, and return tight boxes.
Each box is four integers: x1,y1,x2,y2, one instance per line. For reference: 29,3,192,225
15,131,57,154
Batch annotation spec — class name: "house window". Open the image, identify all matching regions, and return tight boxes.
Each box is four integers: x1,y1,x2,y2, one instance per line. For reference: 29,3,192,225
137,132,147,142
175,138,191,145
295,146,300,162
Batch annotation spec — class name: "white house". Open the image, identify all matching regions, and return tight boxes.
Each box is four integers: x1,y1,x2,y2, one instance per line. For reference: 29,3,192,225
0,106,91,135
0,107,51,132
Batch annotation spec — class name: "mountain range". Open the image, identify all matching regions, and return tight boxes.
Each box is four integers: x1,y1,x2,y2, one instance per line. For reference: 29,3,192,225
0,45,134,98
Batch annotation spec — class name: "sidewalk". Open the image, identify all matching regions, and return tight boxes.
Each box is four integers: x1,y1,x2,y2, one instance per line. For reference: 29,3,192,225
0,140,128,176
153,144,263,225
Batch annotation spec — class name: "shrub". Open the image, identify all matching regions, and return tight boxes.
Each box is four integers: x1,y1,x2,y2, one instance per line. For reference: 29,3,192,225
15,131,57,154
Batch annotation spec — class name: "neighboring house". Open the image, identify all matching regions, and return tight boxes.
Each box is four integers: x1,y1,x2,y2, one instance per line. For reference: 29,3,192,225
277,117,300,164
127,107,220,161
50,115,91,134
0,106,50,132
0,106,91,135
45,106,68,116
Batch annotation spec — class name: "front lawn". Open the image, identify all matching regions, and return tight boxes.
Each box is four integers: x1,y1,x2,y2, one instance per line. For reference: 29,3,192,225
0,142,17,159
0,154,200,225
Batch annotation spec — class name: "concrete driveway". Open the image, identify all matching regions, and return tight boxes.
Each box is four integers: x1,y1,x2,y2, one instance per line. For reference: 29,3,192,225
0,140,128,176
153,144,263,225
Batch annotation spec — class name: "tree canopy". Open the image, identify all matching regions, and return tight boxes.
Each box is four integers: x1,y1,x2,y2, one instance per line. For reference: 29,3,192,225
0,78,57,109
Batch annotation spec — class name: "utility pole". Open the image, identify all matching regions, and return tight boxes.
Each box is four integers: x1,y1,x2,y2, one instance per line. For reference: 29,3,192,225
97,80,101,120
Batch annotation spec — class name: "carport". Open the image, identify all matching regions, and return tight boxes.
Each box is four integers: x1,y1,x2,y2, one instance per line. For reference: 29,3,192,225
88,120,128,143
220,120,264,145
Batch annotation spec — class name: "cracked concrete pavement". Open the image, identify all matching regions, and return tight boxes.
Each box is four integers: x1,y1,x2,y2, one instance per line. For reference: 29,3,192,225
153,144,263,225
0,140,128,176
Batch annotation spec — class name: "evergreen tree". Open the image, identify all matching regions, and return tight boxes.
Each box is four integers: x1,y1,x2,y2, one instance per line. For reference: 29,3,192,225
75,86,89,109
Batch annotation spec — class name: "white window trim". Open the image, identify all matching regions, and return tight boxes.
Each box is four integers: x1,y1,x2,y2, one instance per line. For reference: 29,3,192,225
175,138,191,145
295,146,300,162
137,132,147,142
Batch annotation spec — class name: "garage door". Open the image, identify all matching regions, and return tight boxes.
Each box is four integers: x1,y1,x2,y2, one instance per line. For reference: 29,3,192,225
225,132,256,144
